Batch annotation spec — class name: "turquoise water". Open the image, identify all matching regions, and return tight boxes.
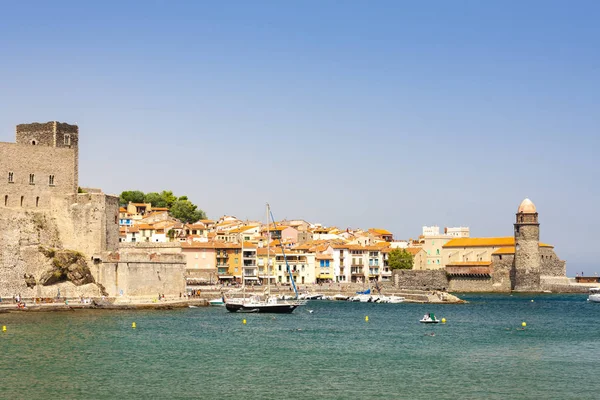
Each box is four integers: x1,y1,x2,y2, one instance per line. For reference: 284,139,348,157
1,294,599,399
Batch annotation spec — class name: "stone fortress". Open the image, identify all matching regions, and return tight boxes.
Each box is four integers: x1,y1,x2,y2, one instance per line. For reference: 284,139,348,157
0,122,185,301
394,198,572,292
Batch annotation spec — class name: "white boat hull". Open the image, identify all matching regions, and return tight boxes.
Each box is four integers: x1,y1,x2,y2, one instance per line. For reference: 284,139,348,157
588,294,600,303
209,298,225,306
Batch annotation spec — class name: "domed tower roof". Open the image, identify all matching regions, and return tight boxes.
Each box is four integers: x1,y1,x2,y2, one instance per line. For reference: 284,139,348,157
517,198,537,214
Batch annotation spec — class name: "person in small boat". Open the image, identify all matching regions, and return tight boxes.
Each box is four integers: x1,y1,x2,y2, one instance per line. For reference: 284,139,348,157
423,314,429,320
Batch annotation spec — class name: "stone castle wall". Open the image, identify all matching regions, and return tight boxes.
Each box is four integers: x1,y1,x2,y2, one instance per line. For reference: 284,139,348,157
448,276,495,292
393,270,449,291
50,193,120,256
98,243,186,297
540,247,566,277
0,142,76,208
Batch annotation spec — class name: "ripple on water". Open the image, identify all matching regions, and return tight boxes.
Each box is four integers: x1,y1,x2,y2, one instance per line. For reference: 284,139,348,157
0,294,598,399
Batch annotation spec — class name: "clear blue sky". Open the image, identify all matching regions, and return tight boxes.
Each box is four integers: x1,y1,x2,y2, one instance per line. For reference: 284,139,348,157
1,1,598,275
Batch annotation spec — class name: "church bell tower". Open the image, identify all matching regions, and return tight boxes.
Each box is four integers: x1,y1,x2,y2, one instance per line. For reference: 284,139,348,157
513,198,541,291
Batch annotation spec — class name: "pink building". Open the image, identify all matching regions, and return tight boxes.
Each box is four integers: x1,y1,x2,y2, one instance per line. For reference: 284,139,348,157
181,241,217,282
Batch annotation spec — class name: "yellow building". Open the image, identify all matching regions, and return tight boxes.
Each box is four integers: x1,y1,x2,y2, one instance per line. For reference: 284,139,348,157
442,237,554,268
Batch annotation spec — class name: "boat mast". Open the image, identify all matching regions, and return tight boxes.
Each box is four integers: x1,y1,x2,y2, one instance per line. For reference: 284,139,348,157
269,207,299,299
241,233,245,298
266,203,271,296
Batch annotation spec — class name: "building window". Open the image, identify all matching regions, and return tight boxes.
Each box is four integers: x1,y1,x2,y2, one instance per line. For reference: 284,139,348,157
8,172,14,183
20,196,24,207
4,195,7,206
36,197,39,207
64,134,71,146
29,174,35,184
31,140,37,145
49,175,55,185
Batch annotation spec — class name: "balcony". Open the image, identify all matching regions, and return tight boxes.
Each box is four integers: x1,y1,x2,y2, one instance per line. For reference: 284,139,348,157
351,268,363,275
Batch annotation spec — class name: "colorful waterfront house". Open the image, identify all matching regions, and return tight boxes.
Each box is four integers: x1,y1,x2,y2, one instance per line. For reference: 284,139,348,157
256,247,277,285
213,242,242,282
241,242,258,285
274,249,316,285
181,241,217,283
316,252,334,282
330,243,350,282
348,245,367,283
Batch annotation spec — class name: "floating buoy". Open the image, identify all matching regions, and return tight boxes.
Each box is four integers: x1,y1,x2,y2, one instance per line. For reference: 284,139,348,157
531,299,534,303
132,322,136,329
522,321,526,327
365,316,369,322
441,318,446,324
2,325,6,332
242,319,247,325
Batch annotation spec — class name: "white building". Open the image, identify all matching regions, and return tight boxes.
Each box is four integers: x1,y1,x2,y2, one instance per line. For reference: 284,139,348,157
422,226,440,237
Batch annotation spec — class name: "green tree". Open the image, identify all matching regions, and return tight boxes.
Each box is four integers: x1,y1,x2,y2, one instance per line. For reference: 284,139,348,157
160,190,178,208
144,192,167,208
169,199,207,223
119,190,145,205
388,249,414,270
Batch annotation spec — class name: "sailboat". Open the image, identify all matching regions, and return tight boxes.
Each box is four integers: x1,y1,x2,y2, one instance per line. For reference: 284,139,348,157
225,203,306,313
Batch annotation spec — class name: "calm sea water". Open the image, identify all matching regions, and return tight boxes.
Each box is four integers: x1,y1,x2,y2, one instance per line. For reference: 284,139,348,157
1,294,599,399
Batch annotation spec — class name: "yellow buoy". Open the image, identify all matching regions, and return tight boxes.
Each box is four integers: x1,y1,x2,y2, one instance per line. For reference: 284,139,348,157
242,319,247,325
2,325,6,332
522,321,526,327
365,316,369,322
132,322,136,329
441,318,446,324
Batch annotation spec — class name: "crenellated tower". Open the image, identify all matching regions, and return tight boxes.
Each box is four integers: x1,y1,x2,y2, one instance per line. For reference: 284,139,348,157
16,121,79,193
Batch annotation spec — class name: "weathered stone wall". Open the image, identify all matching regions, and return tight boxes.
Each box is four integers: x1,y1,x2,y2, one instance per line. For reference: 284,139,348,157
540,247,566,277
448,276,495,292
16,121,79,192
0,191,119,297
490,254,514,291
98,244,186,298
0,207,106,298
514,223,541,290
0,143,76,208
50,193,119,256
392,270,449,291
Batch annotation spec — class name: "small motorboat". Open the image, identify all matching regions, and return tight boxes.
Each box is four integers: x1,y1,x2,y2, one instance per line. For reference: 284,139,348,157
420,313,440,323
588,288,600,303
208,298,225,306
332,294,348,301
388,295,405,304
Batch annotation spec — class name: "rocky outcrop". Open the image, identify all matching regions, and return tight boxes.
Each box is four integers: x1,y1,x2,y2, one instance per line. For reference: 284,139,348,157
0,208,102,298
38,248,95,286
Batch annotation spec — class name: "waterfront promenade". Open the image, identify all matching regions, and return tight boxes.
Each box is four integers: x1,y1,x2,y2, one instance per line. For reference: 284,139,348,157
0,283,464,312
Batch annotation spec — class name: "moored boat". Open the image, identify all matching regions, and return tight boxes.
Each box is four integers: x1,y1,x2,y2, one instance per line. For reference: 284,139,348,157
208,298,225,306
420,313,439,323
224,203,306,314
588,288,600,303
